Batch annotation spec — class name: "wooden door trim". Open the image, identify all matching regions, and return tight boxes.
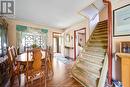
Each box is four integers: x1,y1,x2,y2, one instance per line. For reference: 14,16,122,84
74,28,86,61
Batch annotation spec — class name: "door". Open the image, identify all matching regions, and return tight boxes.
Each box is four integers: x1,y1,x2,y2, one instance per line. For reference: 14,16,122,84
53,32,61,53
74,28,86,60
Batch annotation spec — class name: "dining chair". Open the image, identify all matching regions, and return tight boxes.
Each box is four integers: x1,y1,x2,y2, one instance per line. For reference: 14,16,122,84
41,47,53,80
7,47,20,87
46,47,53,78
10,46,17,57
25,48,46,87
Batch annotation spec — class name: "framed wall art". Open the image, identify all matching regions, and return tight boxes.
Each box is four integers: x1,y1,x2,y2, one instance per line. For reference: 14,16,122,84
66,34,70,42
113,4,130,37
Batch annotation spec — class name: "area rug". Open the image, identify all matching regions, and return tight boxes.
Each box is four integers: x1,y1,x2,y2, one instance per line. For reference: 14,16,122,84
54,53,72,64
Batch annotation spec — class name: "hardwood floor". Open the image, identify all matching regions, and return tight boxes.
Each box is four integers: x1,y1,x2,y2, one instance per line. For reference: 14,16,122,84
11,54,83,87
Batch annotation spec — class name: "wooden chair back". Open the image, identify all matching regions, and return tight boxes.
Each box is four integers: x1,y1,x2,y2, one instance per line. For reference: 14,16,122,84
7,47,14,66
11,46,17,57
32,48,42,71
7,47,20,86
45,47,53,78
10,46,18,65
26,48,46,86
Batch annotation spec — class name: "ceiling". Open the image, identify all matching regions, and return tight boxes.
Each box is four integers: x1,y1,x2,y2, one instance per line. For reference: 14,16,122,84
15,0,97,29
80,0,104,20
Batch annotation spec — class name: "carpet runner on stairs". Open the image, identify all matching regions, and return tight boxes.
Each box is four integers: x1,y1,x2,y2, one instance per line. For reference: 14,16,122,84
71,20,108,87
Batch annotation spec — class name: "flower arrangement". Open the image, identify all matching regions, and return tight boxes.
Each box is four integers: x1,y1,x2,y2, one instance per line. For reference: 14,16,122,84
32,44,38,48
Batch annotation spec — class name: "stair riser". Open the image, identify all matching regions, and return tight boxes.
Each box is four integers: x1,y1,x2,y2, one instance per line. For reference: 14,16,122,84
89,39,108,42
79,57,103,66
76,63,102,74
91,37,108,40
84,48,106,52
92,35,108,38
88,41,107,43
98,21,107,25
93,32,107,35
75,66,100,78
94,29,107,33
77,63,101,74
82,51,105,56
72,20,108,87
88,45,107,48
96,26,107,30
80,54,104,61
81,52,105,59
72,72,97,87
97,24,107,27
80,55,104,63
78,60,102,69
87,44,107,47
88,42,107,45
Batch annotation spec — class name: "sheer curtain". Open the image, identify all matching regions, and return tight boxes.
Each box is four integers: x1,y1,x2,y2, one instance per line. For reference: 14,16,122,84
16,25,48,53
0,25,7,57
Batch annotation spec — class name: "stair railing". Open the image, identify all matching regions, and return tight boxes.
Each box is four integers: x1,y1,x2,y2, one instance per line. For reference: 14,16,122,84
103,0,112,85
98,53,108,87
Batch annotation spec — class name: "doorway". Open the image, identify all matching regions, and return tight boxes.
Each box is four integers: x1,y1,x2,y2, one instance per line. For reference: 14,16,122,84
74,28,86,60
53,32,62,53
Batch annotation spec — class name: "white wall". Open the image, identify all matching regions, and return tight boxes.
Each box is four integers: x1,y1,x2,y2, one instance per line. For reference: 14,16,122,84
63,19,89,59
99,0,130,80
7,19,64,48
111,0,130,81
89,14,99,35
99,6,108,21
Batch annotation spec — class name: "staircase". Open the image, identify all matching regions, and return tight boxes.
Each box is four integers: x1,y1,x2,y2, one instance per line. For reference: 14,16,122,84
71,20,108,87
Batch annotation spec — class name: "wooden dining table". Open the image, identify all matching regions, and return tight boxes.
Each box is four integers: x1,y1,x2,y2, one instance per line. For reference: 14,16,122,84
16,50,46,73
16,51,46,63
15,50,47,86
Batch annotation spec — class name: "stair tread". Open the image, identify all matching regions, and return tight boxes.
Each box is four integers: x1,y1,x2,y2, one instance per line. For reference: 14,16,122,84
76,60,102,72
77,62,101,74
75,65,100,78
80,54,105,61
79,55,103,65
92,34,108,37
98,20,108,24
87,44,107,47
81,51,105,58
92,36,107,39
72,69,98,87
96,26,107,29
78,60,102,68
94,29,107,32
84,47,106,52
71,20,108,87
89,39,108,42
89,39,107,42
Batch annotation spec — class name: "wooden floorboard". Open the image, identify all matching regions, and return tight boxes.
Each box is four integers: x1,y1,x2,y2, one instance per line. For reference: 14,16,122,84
11,54,83,87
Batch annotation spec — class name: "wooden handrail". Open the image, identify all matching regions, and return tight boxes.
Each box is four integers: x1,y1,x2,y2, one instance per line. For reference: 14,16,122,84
103,0,112,85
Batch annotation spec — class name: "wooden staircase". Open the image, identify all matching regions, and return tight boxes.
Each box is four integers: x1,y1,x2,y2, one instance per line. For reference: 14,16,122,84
71,20,108,87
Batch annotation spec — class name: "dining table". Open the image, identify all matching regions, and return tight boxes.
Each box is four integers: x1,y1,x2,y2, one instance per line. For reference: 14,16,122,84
15,50,47,86
16,50,46,73
16,51,46,63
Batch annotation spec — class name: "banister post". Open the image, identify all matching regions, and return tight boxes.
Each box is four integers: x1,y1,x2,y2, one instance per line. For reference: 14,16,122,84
103,0,112,85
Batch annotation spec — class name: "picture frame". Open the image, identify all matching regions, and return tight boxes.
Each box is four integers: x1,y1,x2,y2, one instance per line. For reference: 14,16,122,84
66,34,70,42
113,4,130,37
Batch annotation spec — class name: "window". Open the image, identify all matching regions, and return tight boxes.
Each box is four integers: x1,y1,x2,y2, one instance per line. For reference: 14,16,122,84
0,25,7,57
0,29,2,54
22,32,45,48
16,25,48,53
